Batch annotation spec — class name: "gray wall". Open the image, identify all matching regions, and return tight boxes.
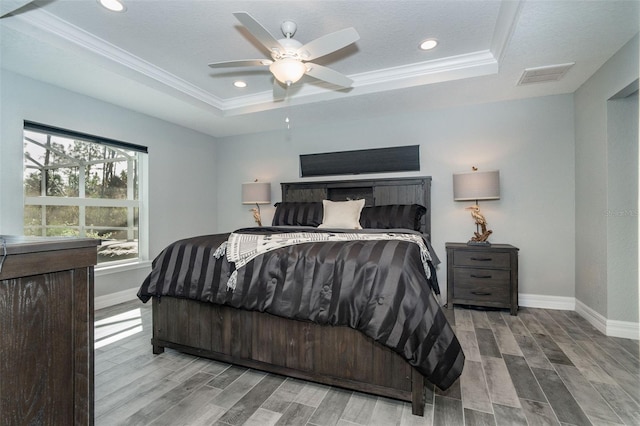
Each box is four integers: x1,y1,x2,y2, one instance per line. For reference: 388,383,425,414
0,70,219,297
607,91,638,323
2,33,636,327
574,34,639,323
215,94,577,303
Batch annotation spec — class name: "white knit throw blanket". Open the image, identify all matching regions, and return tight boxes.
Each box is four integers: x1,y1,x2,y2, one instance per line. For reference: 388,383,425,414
215,231,432,291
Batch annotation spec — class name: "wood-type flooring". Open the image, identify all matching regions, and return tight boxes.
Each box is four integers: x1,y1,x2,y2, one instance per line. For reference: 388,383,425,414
94,300,639,425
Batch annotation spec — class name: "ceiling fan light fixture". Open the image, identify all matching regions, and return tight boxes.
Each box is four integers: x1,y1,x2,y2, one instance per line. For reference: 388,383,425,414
270,58,307,85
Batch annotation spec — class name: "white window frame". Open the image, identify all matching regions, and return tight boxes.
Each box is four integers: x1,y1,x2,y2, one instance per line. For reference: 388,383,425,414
23,121,148,267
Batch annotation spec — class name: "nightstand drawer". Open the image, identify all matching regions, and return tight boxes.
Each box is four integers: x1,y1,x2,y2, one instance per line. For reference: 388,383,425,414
452,280,510,304
453,268,510,286
453,251,510,268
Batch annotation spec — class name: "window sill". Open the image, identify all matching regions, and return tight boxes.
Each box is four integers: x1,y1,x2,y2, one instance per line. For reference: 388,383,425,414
95,259,152,277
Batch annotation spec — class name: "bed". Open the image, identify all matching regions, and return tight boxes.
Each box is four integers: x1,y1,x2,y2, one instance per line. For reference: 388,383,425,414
137,176,464,416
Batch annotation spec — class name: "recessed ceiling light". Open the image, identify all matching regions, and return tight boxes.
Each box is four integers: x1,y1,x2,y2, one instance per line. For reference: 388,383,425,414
233,81,247,88
419,39,438,51
98,0,126,12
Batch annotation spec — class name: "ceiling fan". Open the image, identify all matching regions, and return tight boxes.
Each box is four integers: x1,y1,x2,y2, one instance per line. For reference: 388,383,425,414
208,12,359,99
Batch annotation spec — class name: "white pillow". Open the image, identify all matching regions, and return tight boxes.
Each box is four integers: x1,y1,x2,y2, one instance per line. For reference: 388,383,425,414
318,199,365,229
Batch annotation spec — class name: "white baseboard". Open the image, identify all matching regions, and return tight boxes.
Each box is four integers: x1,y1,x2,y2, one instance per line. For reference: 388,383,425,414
94,286,140,310
606,319,640,340
519,293,575,310
575,299,639,340
574,299,608,335
517,294,638,340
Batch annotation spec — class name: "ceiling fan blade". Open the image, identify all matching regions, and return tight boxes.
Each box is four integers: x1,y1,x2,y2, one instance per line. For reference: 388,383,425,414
305,63,354,88
297,28,359,61
273,80,287,101
233,12,285,55
208,59,272,68
0,0,34,18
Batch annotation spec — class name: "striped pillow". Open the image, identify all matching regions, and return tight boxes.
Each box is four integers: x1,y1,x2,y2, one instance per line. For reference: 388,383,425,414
359,204,427,231
272,202,324,227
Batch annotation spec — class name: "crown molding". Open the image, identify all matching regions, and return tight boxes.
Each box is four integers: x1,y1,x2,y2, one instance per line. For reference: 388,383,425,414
491,0,523,63
353,50,497,87
220,50,498,116
8,7,227,111
6,1,519,116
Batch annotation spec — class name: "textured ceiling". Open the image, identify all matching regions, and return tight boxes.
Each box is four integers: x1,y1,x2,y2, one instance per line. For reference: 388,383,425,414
1,0,638,138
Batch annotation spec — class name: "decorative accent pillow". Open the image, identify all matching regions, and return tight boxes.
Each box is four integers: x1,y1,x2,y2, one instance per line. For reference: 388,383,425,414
318,199,365,229
272,202,324,227
360,204,427,231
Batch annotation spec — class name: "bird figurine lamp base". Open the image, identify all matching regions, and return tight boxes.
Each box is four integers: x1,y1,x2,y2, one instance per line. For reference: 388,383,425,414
250,204,263,227
465,202,493,245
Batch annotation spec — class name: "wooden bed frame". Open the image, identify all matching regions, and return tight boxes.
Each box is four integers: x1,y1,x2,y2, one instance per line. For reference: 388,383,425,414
151,176,433,416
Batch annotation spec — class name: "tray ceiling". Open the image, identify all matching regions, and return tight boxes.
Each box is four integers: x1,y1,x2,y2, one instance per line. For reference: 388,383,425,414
1,0,637,137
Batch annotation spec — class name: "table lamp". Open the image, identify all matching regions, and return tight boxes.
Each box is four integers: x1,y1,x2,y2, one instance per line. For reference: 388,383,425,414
453,169,500,245
242,181,271,226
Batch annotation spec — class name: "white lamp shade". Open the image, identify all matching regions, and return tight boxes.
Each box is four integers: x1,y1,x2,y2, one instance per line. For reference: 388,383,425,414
269,58,307,85
453,170,500,201
242,182,271,204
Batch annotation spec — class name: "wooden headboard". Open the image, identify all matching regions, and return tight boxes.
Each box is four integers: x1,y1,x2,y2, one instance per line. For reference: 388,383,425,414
280,176,432,240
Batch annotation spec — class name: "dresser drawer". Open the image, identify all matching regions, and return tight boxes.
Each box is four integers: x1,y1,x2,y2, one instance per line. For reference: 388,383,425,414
453,250,511,268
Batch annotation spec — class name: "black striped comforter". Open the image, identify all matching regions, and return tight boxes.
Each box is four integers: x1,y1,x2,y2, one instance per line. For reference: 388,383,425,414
138,227,464,389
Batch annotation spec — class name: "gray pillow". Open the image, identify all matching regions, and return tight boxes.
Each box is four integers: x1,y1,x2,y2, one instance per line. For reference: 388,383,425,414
359,204,427,231
272,202,323,227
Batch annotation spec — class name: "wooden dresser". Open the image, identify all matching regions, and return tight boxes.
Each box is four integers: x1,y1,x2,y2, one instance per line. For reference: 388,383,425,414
446,242,519,315
0,236,99,425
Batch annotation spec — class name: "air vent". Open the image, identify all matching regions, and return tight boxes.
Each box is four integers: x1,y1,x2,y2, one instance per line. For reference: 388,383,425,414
518,63,574,85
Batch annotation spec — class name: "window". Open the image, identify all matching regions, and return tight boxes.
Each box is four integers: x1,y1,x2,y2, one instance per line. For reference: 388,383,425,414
23,121,147,265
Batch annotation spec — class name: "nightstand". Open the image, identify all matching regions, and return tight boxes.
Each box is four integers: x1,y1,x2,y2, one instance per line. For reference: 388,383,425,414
446,243,519,315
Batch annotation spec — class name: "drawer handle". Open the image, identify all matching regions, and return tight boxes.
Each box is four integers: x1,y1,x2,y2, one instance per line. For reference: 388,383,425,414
471,291,492,296
470,274,492,279
470,257,493,261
